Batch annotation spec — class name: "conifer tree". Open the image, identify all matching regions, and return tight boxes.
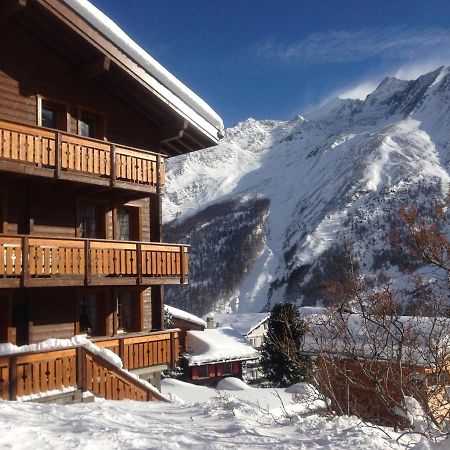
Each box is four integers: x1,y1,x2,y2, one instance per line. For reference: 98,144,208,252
260,303,311,387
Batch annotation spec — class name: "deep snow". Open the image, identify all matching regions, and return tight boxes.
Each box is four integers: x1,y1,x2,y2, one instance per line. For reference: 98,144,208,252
1,378,445,449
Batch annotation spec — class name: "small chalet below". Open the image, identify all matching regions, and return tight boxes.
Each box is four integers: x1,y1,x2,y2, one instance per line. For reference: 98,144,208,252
183,327,259,385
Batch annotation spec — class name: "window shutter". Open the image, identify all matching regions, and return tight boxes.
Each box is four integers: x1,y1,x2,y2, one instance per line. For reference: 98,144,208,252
192,366,199,380
232,361,240,375
217,363,223,377
209,364,216,378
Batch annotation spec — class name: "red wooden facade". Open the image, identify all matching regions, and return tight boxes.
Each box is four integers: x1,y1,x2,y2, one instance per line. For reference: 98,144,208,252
188,361,242,385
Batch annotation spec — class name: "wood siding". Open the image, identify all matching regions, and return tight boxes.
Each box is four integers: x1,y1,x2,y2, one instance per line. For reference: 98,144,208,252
0,20,159,150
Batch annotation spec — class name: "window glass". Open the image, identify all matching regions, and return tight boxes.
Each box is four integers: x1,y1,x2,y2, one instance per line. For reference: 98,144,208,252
79,294,97,335
117,208,130,241
79,203,98,238
79,114,96,138
198,365,209,378
41,105,58,129
117,291,132,331
223,362,232,376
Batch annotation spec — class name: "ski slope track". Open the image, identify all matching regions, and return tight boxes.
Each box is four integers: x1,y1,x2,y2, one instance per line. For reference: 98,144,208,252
164,66,450,314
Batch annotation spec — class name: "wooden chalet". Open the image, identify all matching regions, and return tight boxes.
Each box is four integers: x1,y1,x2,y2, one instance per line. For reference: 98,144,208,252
182,327,259,386
0,0,223,401
302,311,450,427
165,304,206,353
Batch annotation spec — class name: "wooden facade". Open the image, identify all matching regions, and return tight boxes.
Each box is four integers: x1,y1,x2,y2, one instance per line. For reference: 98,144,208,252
187,361,242,386
316,355,450,427
0,0,221,400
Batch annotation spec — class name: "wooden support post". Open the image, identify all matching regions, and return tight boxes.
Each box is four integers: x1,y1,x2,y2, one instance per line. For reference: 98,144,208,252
156,155,162,193
170,332,177,367
85,240,91,286
149,194,162,242
76,346,85,392
150,286,163,331
180,246,185,284
55,132,62,179
136,242,142,285
110,144,116,187
119,337,125,369
74,56,110,83
8,355,17,400
21,236,29,288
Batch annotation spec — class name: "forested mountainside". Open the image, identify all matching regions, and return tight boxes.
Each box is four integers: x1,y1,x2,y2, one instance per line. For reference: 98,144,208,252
164,67,450,316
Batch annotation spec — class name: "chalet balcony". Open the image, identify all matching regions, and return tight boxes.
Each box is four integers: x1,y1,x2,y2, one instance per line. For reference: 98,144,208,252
0,119,165,193
0,329,180,401
0,235,188,288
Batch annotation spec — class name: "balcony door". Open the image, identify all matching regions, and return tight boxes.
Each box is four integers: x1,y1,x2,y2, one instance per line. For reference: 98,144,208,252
115,206,140,241
77,201,106,239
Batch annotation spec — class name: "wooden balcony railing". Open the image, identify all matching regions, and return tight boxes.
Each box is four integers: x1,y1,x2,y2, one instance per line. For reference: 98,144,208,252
0,235,188,288
92,329,180,371
0,329,179,401
0,119,165,193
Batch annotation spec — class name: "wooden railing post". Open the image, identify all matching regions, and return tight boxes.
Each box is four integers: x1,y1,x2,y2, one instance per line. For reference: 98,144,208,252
8,355,17,401
119,337,125,369
110,144,116,187
76,346,86,392
170,332,178,367
85,240,91,286
156,154,162,193
54,132,62,179
180,246,185,284
136,242,142,285
21,235,29,287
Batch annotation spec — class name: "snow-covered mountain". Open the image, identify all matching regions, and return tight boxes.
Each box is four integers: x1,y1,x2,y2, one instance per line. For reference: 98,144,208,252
163,66,450,316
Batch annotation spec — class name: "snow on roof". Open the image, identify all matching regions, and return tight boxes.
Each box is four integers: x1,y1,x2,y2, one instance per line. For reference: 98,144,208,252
185,327,259,366
61,0,224,143
165,305,206,328
302,312,450,366
207,312,270,336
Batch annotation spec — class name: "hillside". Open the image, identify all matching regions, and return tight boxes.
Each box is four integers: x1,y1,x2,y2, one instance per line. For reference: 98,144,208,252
164,66,450,316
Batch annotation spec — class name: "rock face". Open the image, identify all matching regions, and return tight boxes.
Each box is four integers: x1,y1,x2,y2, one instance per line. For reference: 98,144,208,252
164,67,450,316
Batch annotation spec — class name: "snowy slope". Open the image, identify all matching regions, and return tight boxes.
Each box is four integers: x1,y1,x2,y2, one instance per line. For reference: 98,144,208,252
0,378,442,449
164,66,450,315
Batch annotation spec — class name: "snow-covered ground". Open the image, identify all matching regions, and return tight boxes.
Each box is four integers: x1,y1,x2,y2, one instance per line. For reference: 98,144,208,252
0,378,446,449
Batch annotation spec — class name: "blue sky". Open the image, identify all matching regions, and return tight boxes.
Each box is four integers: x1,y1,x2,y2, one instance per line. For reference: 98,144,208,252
91,0,450,128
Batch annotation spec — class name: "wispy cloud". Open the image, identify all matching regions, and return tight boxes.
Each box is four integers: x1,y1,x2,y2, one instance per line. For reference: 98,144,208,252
253,27,450,65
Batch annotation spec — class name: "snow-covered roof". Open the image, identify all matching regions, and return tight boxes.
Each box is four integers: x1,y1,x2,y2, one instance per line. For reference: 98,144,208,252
207,312,270,336
165,305,206,328
185,327,259,366
302,312,450,366
61,0,224,144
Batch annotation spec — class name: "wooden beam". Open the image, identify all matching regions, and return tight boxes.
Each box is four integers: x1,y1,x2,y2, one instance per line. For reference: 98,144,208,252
74,55,111,82
0,0,27,24
159,120,188,143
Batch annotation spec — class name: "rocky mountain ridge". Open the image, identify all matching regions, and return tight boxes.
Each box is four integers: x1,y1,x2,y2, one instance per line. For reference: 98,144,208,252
163,66,450,316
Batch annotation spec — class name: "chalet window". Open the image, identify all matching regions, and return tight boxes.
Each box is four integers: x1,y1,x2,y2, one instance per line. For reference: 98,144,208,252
116,208,130,241
78,203,98,238
79,293,97,335
115,206,140,241
198,365,209,378
77,108,105,140
222,362,232,376
79,113,96,138
117,291,132,332
41,105,58,129
37,98,68,131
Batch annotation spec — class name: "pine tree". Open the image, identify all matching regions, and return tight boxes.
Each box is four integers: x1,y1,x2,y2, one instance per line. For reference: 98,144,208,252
260,303,311,387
